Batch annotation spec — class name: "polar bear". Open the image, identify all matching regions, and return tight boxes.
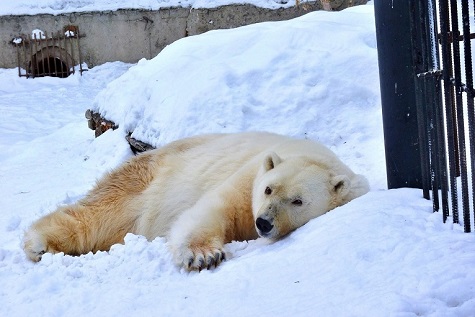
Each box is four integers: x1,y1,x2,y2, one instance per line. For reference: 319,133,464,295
23,132,369,270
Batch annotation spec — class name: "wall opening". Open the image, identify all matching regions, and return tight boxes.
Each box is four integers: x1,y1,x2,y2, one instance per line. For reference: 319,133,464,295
35,56,68,78
29,46,73,78
41,57,67,78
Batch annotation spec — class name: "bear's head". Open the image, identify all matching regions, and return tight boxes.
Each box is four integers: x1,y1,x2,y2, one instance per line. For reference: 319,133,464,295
252,152,363,240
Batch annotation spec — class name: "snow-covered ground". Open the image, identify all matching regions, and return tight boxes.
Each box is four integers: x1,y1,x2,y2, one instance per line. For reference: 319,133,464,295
1,3,475,316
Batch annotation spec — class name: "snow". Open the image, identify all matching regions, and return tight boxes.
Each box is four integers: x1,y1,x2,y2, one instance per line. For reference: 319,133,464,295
0,0,300,16
31,29,46,40
1,3,475,316
92,3,383,187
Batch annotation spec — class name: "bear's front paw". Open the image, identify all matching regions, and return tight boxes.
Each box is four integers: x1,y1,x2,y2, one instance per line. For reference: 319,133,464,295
23,229,47,262
174,243,226,271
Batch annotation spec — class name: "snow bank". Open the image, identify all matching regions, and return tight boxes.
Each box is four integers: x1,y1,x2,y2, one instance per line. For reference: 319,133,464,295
92,4,384,187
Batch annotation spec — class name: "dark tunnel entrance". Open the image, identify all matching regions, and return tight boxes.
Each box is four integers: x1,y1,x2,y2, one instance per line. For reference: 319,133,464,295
29,46,73,78
35,56,69,78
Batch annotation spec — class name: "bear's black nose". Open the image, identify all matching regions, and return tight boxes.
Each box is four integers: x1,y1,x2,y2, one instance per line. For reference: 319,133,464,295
256,217,274,234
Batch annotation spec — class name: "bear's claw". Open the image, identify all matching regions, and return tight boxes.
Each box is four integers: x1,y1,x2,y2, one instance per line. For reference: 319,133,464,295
184,249,226,271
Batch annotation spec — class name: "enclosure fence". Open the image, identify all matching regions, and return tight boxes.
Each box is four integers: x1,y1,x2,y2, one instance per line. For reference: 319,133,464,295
375,1,475,232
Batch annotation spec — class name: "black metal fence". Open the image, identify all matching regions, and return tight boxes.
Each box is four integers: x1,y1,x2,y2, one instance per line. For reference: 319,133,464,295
375,1,475,232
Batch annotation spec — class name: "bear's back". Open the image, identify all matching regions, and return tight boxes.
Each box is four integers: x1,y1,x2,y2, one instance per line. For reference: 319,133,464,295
155,131,348,184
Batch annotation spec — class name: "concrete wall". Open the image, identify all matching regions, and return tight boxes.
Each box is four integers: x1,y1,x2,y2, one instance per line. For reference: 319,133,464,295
0,0,367,69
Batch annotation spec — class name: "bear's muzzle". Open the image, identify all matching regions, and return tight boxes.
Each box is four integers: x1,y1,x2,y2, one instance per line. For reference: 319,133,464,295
255,203,278,237
256,216,274,235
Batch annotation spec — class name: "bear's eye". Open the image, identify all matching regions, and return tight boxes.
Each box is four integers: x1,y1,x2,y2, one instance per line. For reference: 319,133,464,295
265,187,272,195
292,199,303,206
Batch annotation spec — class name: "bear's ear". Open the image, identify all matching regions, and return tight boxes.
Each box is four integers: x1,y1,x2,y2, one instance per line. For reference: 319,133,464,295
263,152,282,172
330,175,350,198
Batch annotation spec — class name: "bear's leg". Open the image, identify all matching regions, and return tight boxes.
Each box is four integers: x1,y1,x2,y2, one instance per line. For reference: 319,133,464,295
24,205,95,261
167,198,228,271
23,201,138,262
167,183,255,271
23,151,157,261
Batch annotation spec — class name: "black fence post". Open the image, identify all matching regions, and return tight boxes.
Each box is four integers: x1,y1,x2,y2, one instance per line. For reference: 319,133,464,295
374,1,423,189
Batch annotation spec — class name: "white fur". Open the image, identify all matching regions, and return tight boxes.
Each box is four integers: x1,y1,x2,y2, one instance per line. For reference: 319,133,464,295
24,132,369,270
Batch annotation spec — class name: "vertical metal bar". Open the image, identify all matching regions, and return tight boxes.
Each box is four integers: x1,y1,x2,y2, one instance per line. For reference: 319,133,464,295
61,30,69,78
52,32,57,76
438,0,458,223
22,36,27,77
56,31,61,76
39,33,44,77
45,31,52,77
430,0,450,215
461,0,474,232
436,75,450,218
76,28,83,74
424,0,439,210
57,31,62,76
37,34,41,76
63,31,67,77
422,2,437,202
69,32,75,75
451,87,461,178
16,42,21,77
28,34,33,78
449,0,470,231
428,74,442,213
412,0,431,199
428,0,449,217
33,33,40,78
416,82,431,199
59,31,64,77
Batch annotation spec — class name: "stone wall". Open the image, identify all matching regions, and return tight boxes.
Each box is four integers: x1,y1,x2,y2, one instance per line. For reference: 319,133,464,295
0,0,367,70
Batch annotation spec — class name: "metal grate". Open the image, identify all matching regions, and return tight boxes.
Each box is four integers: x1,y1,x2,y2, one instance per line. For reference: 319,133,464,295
12,26,84,78
375,0,475,232
413,0,475,232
